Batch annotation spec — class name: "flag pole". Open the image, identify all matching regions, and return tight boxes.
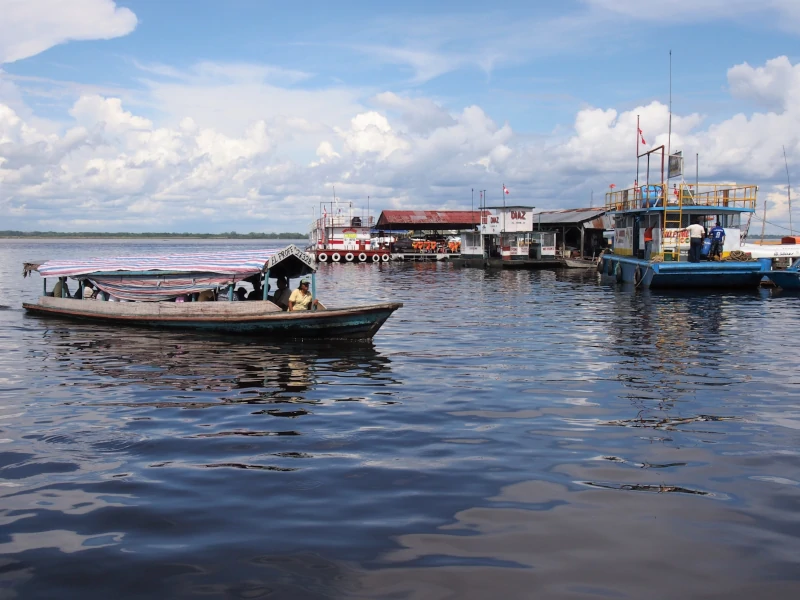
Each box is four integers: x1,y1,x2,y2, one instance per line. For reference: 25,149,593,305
502,184,506,233
636,114,640,190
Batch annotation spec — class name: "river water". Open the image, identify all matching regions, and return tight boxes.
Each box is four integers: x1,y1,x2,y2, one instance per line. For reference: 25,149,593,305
0,239,799,599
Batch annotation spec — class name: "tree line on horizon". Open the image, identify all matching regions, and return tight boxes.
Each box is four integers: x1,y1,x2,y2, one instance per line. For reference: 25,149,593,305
0,231,308,239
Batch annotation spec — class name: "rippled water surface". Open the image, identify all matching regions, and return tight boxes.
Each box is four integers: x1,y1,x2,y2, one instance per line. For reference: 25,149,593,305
1,239,799,599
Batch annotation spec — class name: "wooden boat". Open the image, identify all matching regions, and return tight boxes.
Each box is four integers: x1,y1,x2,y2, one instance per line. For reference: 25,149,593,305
22,245,402,339
563,258,598,269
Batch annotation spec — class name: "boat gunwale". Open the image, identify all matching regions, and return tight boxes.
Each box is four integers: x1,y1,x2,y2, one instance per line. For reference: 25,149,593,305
22,299,403,323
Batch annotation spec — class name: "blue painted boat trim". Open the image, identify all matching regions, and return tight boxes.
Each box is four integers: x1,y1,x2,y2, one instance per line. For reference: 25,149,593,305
600,255,765,289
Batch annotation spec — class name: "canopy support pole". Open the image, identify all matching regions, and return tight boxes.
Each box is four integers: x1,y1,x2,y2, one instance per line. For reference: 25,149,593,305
228,284,234,301
43,278,46,296
80,279,85,299
263,269,270,300
311,273,317,309
60,277,67,298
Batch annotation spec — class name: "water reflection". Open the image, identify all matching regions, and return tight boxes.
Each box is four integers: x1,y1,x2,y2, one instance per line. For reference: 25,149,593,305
32,326,396,408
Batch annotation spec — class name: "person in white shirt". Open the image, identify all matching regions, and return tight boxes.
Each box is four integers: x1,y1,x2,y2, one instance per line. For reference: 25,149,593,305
682,221,706,262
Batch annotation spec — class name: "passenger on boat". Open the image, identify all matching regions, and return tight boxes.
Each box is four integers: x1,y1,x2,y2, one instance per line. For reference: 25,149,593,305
709,222,726,260
288,279,318,311
246,275,263,300
271,277,291,310
235,287,247,301
197,289,215,302
682,220,706,263
73,280,94,299
52,278,70,298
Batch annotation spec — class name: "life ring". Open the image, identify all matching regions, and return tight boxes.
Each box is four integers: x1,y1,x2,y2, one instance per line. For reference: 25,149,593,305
634,265,644,286
614,261,623,283
358,253,367,262
318,252,328,262
371,254,380,263
331,253,341,262
381,253,390,262
345,252,354,262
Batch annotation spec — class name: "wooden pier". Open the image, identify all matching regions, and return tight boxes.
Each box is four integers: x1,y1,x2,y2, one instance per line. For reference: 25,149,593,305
452,257,567,269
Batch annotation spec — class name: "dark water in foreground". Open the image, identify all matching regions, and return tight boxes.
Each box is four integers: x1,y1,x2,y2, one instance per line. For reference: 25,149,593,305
1,239,799,599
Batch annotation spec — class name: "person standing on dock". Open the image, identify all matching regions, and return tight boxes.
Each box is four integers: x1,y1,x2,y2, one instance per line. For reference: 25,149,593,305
682,220,706,262
709,222,726,260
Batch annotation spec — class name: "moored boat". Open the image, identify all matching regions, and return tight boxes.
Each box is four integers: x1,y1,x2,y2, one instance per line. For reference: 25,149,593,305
22,245,402,339
763,258,800,290
600,146,768,289
308,202,391,264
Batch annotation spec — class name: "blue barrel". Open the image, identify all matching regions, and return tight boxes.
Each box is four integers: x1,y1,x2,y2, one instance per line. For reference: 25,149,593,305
640,185,662,208
701,238,711,257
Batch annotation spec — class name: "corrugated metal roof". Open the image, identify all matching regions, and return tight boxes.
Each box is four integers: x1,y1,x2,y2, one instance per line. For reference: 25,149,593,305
532,207,609,226
375,210,482,229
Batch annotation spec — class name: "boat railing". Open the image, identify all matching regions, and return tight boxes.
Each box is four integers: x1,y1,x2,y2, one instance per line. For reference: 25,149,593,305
605,183,757,212
310,215,375,230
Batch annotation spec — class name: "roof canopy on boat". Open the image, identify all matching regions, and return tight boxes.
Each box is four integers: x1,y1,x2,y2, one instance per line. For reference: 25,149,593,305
23,245,316,302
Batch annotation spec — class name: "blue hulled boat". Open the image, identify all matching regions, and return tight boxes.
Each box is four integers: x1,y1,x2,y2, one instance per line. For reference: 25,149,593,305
599,145,766,289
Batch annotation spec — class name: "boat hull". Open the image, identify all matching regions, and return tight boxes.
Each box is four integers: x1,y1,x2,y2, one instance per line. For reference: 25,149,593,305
764,270,800,290
23,298,402,339
599,256,766,289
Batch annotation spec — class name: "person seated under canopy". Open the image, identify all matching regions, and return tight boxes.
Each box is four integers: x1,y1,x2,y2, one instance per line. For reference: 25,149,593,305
287,279,320,311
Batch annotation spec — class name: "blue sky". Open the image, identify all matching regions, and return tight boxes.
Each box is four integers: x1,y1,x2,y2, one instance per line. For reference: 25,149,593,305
1,0,800,233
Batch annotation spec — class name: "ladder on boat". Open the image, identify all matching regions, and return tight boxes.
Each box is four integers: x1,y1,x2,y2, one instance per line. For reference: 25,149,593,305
663,185,685,262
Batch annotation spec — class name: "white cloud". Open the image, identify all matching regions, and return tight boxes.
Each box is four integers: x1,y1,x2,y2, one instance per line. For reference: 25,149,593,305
136,61,364,137
728,56,800,111
2,56,800,233
0,0,137,64
372,92,455,134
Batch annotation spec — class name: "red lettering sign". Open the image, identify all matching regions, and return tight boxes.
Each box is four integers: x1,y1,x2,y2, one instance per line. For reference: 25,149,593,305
510,211,526,220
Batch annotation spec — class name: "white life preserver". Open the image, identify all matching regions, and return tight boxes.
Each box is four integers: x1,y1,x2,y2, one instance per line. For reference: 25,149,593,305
331,253,341,262
318,252,328,262
345,252,354,262
358,253,367,262
381,253,390,262
372,254,380,263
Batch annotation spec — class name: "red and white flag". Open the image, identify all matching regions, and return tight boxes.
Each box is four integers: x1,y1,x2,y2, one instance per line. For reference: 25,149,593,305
503,184,510,195
638,127,646,145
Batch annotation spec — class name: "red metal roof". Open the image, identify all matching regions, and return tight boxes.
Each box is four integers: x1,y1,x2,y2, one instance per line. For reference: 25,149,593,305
375,210,483,229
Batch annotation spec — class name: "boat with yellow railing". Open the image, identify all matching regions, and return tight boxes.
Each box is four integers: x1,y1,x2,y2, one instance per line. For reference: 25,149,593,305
599,146,768,288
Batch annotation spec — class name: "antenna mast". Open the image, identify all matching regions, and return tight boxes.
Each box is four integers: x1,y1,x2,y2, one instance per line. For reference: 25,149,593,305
784,145,793,235
667,50,672,160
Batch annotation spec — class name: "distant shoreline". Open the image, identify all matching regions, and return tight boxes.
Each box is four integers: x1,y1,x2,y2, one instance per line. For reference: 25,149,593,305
0,232,307,240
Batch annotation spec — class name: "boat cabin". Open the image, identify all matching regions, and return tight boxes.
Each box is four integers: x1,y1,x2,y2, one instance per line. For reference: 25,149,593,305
459,205,556,260
606,182,756,261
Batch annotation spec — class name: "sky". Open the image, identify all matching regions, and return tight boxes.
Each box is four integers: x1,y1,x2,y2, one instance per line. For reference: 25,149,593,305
1,0,800,234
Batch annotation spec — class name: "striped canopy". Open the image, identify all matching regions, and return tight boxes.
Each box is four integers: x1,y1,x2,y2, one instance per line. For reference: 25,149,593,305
33,246,316,302
37,248,281,278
